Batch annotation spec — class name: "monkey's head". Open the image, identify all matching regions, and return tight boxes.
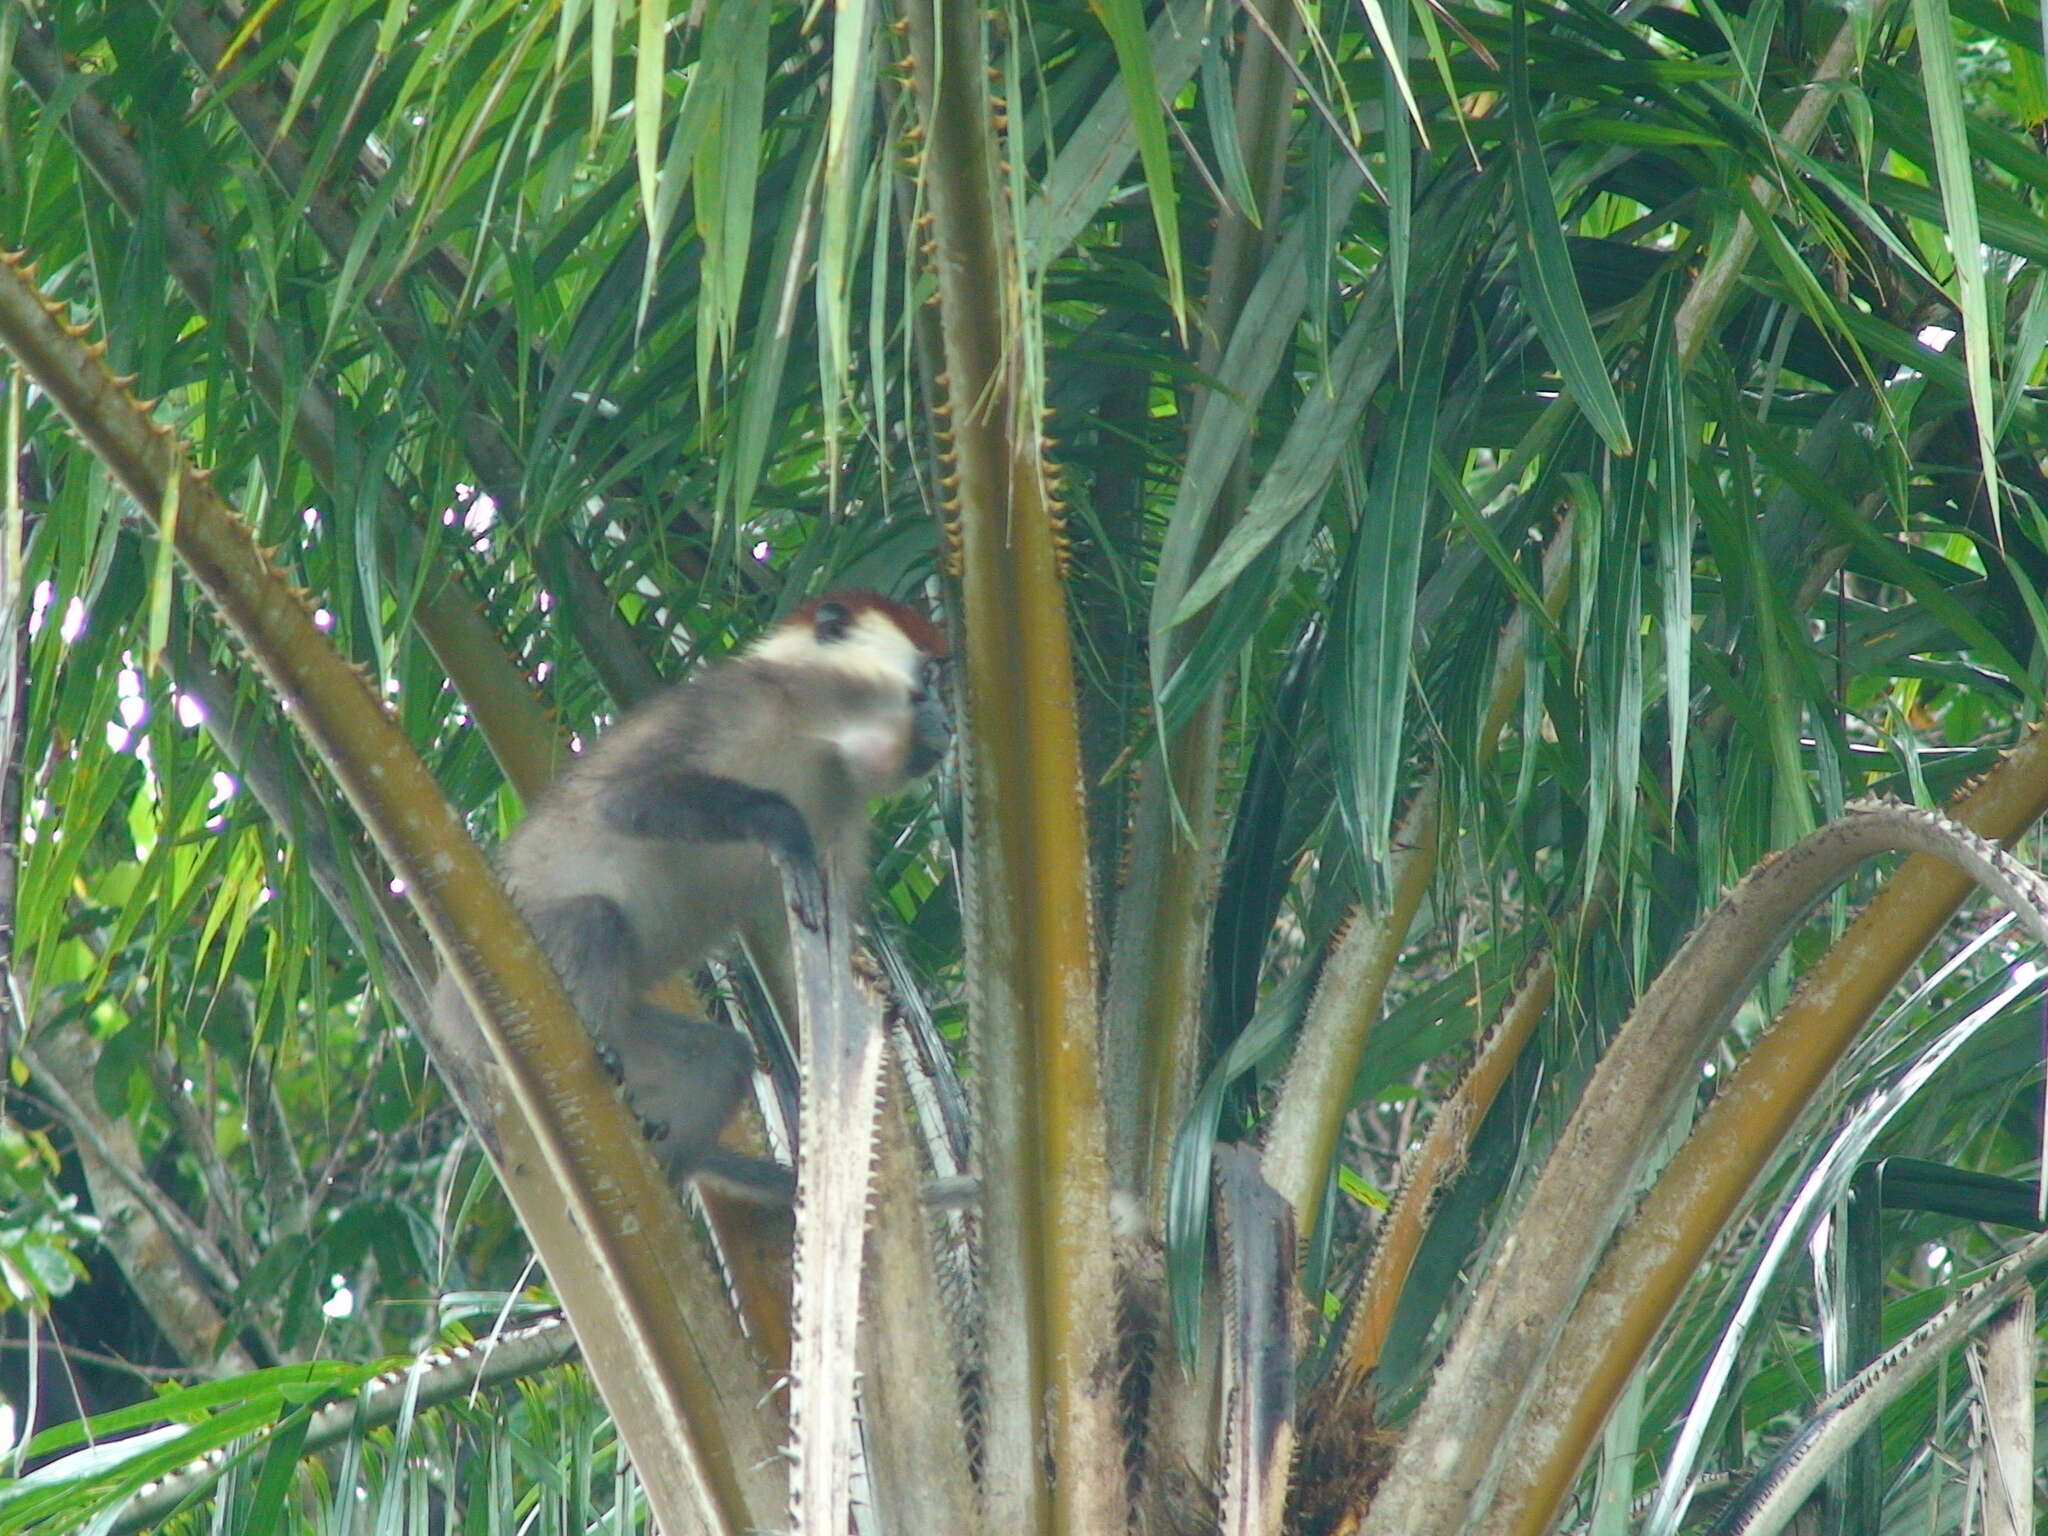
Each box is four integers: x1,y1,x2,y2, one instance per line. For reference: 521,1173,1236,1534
752,590,953,788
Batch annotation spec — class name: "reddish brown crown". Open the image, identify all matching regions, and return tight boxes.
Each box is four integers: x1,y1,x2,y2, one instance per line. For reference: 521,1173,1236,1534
792,588,950,657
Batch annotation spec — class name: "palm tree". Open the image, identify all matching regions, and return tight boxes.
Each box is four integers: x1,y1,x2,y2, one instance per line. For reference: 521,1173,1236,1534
3,0,2047,1531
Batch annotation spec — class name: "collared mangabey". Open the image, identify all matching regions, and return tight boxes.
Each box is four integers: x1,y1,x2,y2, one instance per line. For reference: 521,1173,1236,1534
433,590,951,1201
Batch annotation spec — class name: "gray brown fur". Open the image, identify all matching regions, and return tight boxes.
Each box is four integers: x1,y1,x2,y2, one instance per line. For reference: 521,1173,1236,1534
432,595,950,1204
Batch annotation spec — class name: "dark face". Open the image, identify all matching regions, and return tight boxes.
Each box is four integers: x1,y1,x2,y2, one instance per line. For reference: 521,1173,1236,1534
906,655,953,778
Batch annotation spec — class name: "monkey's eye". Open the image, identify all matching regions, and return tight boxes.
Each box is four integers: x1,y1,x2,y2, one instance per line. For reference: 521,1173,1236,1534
814,600,853,642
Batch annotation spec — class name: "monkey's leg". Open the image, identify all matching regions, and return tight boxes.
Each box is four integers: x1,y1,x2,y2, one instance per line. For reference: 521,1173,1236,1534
599,769,827,930
430,892,647,1129
525,894,645,1079
610,1002,795,1205
526,895,791,1196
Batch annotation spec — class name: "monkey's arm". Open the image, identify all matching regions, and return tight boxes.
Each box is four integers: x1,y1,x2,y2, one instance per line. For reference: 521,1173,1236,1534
598,768,825,928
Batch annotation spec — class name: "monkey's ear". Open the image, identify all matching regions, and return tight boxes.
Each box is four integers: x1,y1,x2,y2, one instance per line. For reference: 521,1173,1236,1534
813,599,853,643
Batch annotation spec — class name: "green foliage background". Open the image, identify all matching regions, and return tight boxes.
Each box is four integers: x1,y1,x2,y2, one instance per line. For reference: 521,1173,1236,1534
4,0,2048,1528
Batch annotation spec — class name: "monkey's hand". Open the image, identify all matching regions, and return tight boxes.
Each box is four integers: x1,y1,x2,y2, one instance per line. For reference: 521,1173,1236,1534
768,842,828,937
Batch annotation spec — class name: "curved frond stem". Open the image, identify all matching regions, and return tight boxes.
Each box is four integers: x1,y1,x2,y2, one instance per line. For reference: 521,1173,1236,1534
1671,17,1865,370
1334,891,1608,1390
99,1317,580,1536
1488,724,2048,1536
1260,778,1441,1232
0,249,781,1536
1694,1233,2048,1536
8,16,565,798
1264,526,1572,1238
1366,798,2048,1536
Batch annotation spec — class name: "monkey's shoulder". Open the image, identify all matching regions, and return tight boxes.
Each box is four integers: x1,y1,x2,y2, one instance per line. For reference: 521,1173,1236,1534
587,657,897,778
574,674,726,777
